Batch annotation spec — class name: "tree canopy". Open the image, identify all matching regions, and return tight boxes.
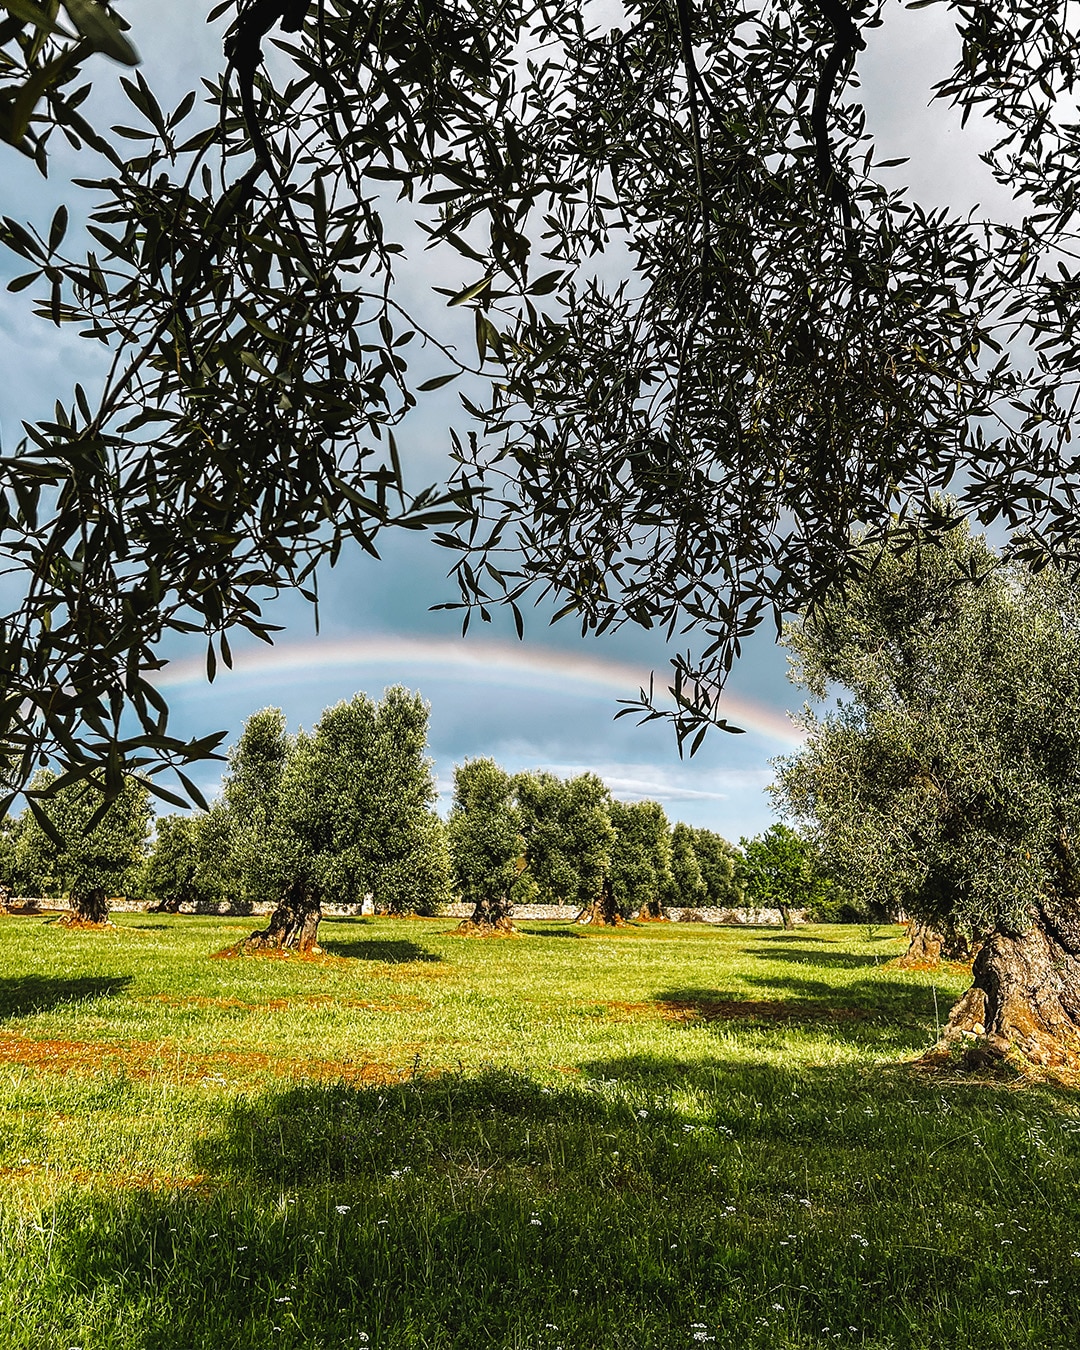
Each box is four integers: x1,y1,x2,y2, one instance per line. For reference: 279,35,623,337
3,0,1079,798
774,518,1080,1062
16,768,150,921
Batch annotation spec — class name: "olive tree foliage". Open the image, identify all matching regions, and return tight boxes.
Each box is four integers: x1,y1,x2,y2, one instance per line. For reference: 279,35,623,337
0,814,18,900
690,827,744,908
15,768,150,920
607,798,673,919
140,811,222,911
515,769,614,911
214,705,291,907
773,519,1080,1059
447,757,522,928
667,821,705,909
1,0,1078,799
773,522,1080,940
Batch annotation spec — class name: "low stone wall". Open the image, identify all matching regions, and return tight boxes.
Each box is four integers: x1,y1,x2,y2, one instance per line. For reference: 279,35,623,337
446,902,804,925
10,897,805,926
667,906,806,926
442,902,582,921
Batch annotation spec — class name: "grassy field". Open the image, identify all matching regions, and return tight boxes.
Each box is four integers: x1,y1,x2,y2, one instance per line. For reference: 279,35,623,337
0,912,1076,1349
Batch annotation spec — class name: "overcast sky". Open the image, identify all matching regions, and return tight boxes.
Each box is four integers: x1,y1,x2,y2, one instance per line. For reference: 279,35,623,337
0,1,1012,837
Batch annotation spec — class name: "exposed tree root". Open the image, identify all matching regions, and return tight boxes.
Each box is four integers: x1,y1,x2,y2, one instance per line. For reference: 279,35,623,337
925,906,1080,1074
895,920,977,969
56,914,115,931
453,918,519,937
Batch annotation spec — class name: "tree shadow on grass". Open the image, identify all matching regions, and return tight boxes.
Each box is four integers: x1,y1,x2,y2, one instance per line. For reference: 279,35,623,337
318,938,442,963
0,974,133,1020
651,973,940,1054
517,926,587,938
753,931,833,942
25,1054,1078,1350
749,945,886,968
198,1067,622,1185
743,969,964,1021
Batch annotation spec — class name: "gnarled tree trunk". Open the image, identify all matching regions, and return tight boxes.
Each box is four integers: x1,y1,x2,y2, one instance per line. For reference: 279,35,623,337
148,894,184,913
778,903,795,930
636,897,667,921
459,895,515,933
242,883,322,953
582,877,622,925
899,920,976,968
941,899,1080,1069
64,888,110,926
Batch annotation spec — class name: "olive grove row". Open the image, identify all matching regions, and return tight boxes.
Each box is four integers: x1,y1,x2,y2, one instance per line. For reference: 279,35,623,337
0,687,843,945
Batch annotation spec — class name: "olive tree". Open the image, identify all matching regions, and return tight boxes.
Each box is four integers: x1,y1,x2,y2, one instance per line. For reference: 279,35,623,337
448,758,522,931
775,518,1080,1067
141,813,222,913
607,799,673,922
16,771,150,923
691,828,744,909
2,0,1080,806
516,770,615,918
235,689,449,952
667,822,706,912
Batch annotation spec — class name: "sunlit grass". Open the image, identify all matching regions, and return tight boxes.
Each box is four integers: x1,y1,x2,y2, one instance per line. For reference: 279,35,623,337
0,914,1074,1348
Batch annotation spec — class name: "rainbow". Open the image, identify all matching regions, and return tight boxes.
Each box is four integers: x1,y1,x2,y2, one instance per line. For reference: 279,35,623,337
152,635,804,746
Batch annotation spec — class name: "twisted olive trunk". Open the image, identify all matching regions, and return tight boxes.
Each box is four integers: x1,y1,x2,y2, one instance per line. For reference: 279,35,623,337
462,895,515,932
68,888,109,925
941,897,1080,1069
243,882,322,953
583,877,622,925
899,920,975,968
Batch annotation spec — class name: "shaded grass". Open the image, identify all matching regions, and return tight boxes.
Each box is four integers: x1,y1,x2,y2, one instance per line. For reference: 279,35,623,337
0,915,1075,1347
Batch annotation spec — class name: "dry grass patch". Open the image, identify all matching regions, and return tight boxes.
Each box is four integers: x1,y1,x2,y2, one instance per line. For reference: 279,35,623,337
0,1030,422,1087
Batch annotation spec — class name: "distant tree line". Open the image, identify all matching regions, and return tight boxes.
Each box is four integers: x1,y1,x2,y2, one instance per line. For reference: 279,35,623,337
444,760,854,932
0,687,855,941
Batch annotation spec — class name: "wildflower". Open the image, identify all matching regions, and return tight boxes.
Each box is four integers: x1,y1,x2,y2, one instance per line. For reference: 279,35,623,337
637,1108,648,1118
530,1219,542,1226
274,1297,291,1304
336,1205,351,1214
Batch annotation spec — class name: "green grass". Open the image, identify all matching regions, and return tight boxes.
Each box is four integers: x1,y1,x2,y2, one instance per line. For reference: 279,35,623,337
0,913,1076,1348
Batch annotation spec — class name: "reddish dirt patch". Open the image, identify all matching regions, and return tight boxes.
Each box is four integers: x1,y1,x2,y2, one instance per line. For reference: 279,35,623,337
0,1031,417,1086
209,944,346,963
56,916,115,931
137,993,428,1014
